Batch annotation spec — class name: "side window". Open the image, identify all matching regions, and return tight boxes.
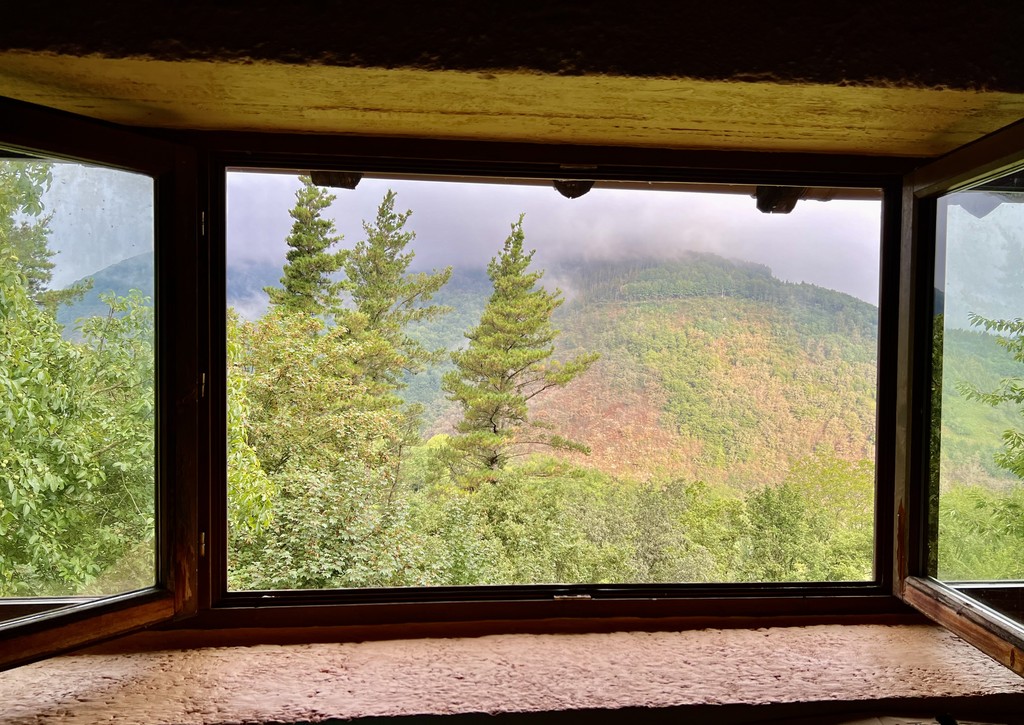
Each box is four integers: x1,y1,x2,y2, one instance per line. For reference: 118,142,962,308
931,165,1024,625
0,152,156,620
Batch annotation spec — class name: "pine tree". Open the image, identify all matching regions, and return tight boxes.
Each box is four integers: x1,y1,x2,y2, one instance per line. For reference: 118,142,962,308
441,216,598,476
265,176,345,316
344,189,451,385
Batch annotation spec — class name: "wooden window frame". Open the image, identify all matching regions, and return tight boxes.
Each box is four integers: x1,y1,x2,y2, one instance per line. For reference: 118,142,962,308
0,99,199,669
895,118,1024,677
188,137,908,628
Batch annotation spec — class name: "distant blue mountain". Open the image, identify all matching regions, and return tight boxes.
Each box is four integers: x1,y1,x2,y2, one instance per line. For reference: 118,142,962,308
225,261,283,320
56,253,296,331
56,252,155,333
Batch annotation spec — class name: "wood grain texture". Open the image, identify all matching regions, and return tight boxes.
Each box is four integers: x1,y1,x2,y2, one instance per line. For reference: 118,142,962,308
2,3,1023,94
904,577,1024,678
2,53,1023,157
0,593,174,671
163,145,200,619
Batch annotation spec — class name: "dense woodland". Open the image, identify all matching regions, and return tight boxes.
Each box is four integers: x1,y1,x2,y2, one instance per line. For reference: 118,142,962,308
1,164,1023,597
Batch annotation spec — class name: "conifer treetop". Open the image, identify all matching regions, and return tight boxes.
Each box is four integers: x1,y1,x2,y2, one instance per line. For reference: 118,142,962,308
442,216,598,478
265,176,346,317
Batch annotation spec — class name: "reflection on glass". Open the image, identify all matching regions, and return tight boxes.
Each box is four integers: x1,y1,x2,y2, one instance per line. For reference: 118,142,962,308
0,155,155,618
934,166,1024,623
226,172,881,590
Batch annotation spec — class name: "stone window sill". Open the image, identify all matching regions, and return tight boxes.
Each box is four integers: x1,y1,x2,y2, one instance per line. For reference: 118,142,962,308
3,622,1023,724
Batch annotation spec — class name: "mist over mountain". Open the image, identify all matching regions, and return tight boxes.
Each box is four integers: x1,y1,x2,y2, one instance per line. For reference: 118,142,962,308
54,249,1016,492
941,200,1024,329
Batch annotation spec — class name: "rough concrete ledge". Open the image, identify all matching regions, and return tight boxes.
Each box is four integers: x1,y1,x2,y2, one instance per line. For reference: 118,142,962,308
2,624,1023,724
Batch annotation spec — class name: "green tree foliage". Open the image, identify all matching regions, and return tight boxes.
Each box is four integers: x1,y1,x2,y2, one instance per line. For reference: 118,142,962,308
1,158,157,597
0,252,154,596
230,466,432,589
938,483,1024,580
441,218,598,476
933,312,1024,581
264,176,346,316
957,313,1024,478
1,254,102,594
225,311,275,539
231,182,455,589
229,309,395,479
402,456,729,590
226,307,431,589
0,161,54,302
345,190,452,385
741,453,873,582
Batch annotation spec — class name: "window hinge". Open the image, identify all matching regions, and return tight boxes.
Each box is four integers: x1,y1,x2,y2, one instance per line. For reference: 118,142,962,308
199,531,206,557
199,372,206,399
553,593,592,601
200,210,206,237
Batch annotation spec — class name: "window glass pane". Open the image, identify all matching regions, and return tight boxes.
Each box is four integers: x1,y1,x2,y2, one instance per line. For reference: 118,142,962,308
933,167,1024,623
226,172,881,590
0,153,155,620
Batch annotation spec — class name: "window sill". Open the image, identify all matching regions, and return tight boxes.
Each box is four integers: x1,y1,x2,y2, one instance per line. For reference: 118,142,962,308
3,620,1023,724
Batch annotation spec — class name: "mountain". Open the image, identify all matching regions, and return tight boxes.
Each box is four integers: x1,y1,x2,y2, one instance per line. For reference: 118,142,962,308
56,252,155,333
939,326,1023,486
395,253,881,488
401,267,491,414
56,254,289,329
529,255,880,487
53,250,1019,491
225,260,282,320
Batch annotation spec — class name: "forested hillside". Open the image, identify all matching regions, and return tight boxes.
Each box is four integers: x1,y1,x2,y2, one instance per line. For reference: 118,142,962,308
403,254,878,489
6,167,1023,601
218,190,889,589
940,327,1024,484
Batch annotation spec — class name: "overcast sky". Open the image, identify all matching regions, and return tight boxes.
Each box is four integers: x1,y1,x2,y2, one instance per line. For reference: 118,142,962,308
227,172,882,305
43,163,154,288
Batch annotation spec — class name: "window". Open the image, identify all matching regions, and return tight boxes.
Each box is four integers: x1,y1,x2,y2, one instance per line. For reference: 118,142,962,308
932,167,1024,613
0,152,156,619
900,120,1024,677
3,95,1022,678
0,99,196,670
214,163,896,607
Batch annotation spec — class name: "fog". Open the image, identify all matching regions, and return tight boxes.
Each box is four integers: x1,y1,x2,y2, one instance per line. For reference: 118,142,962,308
25,162,882,306
940,194,1024,328
228,172,882,304
42,163,154,288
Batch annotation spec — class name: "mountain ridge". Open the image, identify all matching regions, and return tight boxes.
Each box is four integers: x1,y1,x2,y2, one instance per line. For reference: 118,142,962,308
54,249,1017,491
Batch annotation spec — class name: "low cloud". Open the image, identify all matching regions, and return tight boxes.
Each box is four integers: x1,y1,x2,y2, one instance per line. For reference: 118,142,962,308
227,173,882,304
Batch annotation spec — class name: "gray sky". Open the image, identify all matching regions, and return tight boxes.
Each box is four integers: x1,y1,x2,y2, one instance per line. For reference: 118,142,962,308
229,171,882,303
43,162,154,288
